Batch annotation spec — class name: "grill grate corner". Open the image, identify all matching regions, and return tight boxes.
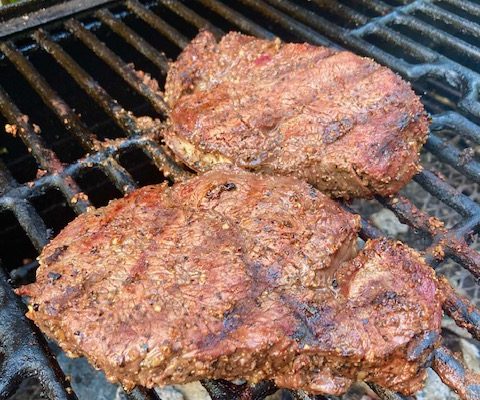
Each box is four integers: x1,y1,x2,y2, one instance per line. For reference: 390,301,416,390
0,0,480,399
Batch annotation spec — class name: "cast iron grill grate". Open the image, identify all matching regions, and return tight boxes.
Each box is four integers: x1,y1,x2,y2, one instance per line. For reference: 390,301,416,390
0,0,480,399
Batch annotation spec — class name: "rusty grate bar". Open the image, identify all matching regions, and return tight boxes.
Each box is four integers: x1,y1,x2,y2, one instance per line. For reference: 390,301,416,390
444,0,480,16
439,277,480,339
64,18,168,115
199,0,274,39
238,0,335,47
431,112,480,145
159,0,224,38
0,269,77,400
96,8,169,74
202,380,277,400
0,86,90,215
425,135,480,184
0,160,16,195
126,0,189,48
127,387,161,400
0,85,64,174
416,2,480,37
432,346,480,400
310,0,369,26
0,37,142,195
33,29,141,137
366,384,411,400
0,41,96,151
361,0,392,14
413,170,479,217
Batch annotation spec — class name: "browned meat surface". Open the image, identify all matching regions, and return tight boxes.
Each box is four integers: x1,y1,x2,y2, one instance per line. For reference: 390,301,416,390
164,31,429,199
18,167,441,395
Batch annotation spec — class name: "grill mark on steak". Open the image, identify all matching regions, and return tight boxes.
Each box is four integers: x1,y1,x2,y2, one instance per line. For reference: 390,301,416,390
18,167,442,396
322,117,354,145
45,245,68,264
206,181,237,199
200,258,269,350
281,294,335,349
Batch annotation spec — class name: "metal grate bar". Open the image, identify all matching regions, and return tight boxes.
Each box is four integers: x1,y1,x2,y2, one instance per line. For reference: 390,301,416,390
55,175,91,215
0,368,23,399
202,380,276,400
452,214,480,240
413,170,479,217
349,2,419,36
266,0,437,65
126,0,189,48
265,0,346,38
439,276,480,339
0,134,183,206
6,198,50,251
431,112,480,145
0,160,17,194
126,387,160,400
0,40,96,151
310,0,369,26
238,0,334,47
0,36,141,200
394,13,480,66
0,268,77,400
64,18,168,115
356,0,392,15
0,87,90,214
158,0,224,38
26,27,174,198
378,195,446,237
417,2,480,38
101,156,137,194
432,346,480,400
33,29,141,136
440,0,480,18
0,85,64,174
378,196,480,277
354,23,439,64
198,0,274,39
366,384,411,400
0,0,115,39
138,138,193,182
96,8,169,74
425,134,480,184
431,238,480,280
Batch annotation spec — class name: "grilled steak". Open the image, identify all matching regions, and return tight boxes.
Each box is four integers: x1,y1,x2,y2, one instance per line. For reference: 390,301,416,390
18,167,441,396
164,31,429,199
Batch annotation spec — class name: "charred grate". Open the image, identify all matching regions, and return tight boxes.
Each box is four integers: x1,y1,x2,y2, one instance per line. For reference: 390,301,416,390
0,0,479,399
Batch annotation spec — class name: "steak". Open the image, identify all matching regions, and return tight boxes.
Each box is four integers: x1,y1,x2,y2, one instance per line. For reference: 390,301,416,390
18,167,442,396
164,31,429,199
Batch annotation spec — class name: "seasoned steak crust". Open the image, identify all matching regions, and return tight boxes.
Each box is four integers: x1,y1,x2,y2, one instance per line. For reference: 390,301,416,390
164,31,429,199
18,167,442,395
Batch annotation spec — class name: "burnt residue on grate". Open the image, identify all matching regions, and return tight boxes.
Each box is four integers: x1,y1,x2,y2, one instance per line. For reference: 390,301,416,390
0,0,480,400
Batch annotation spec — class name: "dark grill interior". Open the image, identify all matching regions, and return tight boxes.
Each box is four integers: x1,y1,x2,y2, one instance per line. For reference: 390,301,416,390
0,0,480,399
